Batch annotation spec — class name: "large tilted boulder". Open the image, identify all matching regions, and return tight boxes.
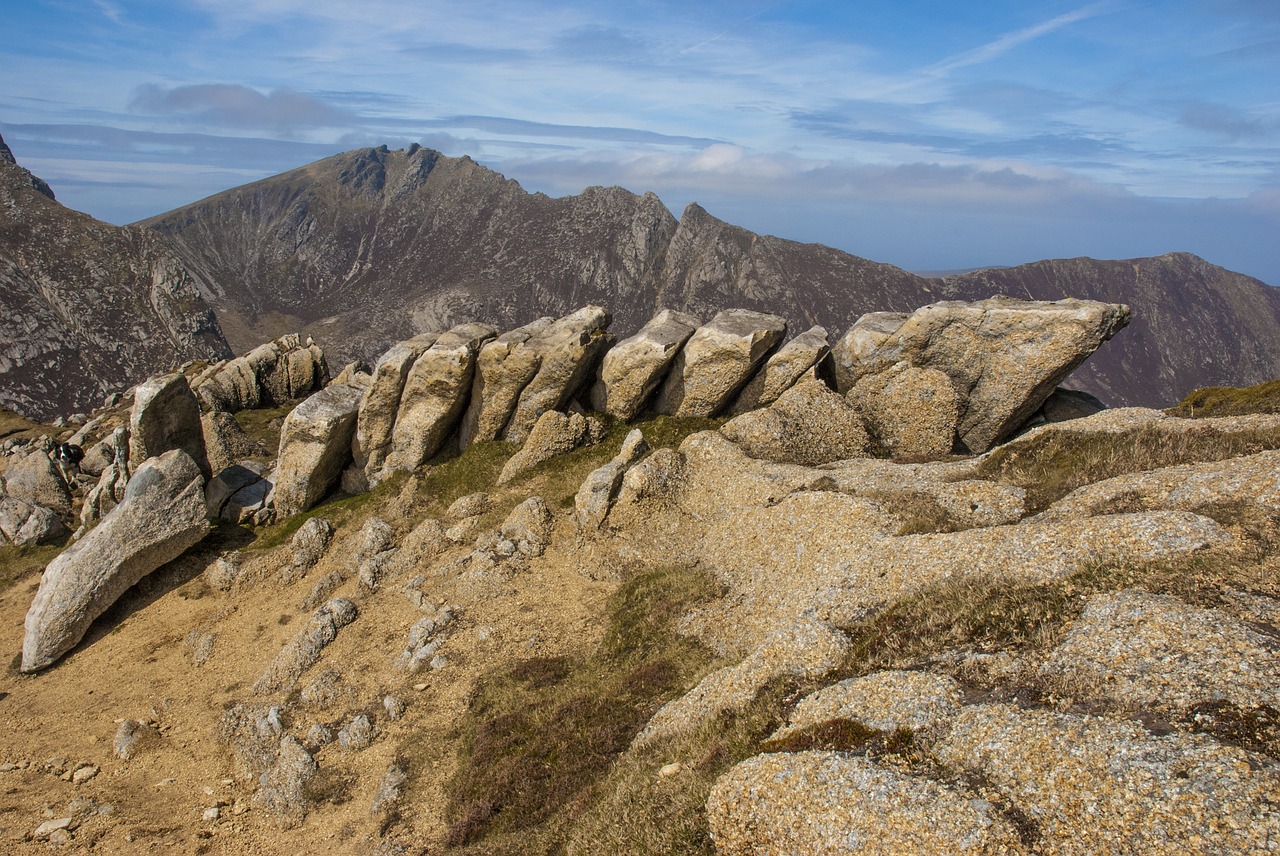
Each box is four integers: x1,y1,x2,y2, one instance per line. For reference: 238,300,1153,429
654,309,787,417
589,308,699,420
503,307,614,444
850,361,960,458
351,332,440,482
21,449,209,672
726,325,831,415
201,411,268,475
385,323,496,474
720,381,871,466
193,334,327,413
458,317,554,449
836,297,1130,453
272,384,363,517
128,372,211,480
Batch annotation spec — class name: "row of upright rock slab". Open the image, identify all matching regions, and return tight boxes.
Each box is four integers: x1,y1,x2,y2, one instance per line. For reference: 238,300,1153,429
275,295,1127,520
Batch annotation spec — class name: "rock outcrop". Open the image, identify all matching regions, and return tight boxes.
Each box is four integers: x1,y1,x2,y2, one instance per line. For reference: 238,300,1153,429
719,382,871,466
272,385,363,517
502,307,614,444
350,332,440,482
840,298,1131,453
21,449,209,672
458,317,554,449
726,325,831,415
128,372,211,480
655,309,787,417
385,323,495,474
191,334,327,414
590,309,699,420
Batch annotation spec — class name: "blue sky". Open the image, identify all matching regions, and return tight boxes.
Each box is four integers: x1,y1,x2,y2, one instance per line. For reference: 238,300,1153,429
3,0,1277,283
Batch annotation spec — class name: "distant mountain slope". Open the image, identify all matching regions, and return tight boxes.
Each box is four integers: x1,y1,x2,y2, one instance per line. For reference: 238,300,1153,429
0,134,232,420
141,145,1280,408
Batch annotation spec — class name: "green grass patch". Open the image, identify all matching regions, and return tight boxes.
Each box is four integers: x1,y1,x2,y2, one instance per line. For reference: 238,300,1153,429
232,401,299,455
432,564,723,852
1169,380,1280,418
973,421,1280,513
416,440,517,511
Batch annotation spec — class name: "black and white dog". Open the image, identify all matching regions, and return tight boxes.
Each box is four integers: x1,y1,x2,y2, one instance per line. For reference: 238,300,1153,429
53,441,85,483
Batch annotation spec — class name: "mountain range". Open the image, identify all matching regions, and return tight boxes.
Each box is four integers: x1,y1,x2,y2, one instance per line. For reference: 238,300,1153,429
3,137,1279,418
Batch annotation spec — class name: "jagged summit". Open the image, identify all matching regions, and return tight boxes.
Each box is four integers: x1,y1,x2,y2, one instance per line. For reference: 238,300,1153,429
0,139,231,420
138,144,1280,409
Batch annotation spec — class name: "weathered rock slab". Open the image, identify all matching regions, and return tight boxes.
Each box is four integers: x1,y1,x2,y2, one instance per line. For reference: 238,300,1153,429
726,324,830,415
350,332,440,481
21,449,209,672
655,309,786,417
503,307,614,444
590,308,698,420
128,372,210,479
498,410,605,484
458,317,554,449
272,384,363,517
720,381,870,466
850,361,959,458
707,752,1019,855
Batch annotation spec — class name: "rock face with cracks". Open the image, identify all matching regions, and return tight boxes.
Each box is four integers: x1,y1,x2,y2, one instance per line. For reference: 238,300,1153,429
272,384,363,517
21,449,209,672
655,308,787,417
590,308,699,420
841,297,1131,452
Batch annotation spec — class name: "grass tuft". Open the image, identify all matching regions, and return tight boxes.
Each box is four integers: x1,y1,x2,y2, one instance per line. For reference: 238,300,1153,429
1169,380,1280,418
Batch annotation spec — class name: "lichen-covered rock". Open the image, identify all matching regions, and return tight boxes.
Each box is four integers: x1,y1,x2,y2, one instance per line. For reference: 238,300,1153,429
351,332,440,483
1,449,72,517
446,492,492,520
201,410,267,475
850,361,959,458
655,309,787,417
386,323,495,474
720,381,871,466
458,317,554,449
0,495,67,546
771,670,964,740
1038,589,1280,710
498,410,605,484
487,496,553,562
573,429,650,534
194,334,326,413
935,702,1280,853
288,517,334,576
831,311,908,394
707,752,1019,855
590,308,699,420
253,735,317,828
21,449,209,672
253,598,358,694
726,325,831,415
77,427,131,533
503,307,614,444
840,297,1131,453
634,614,848,748
128,372,211,480
272,384,363,517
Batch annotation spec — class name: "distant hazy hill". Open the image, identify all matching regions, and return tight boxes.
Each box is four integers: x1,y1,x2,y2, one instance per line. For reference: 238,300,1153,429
0,134,231,420
130,144,1277,408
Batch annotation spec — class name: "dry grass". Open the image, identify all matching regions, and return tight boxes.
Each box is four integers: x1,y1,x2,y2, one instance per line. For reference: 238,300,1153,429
0,541,66,595
431,564,724,853
1170,380,1280,418
974,421,1280,513
0,405,45,441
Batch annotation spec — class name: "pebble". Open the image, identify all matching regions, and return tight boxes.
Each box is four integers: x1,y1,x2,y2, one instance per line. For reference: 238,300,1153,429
203,806,220,822
383,695,406,721
33,817,76,840
658,763,682,778
71,765,99,785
